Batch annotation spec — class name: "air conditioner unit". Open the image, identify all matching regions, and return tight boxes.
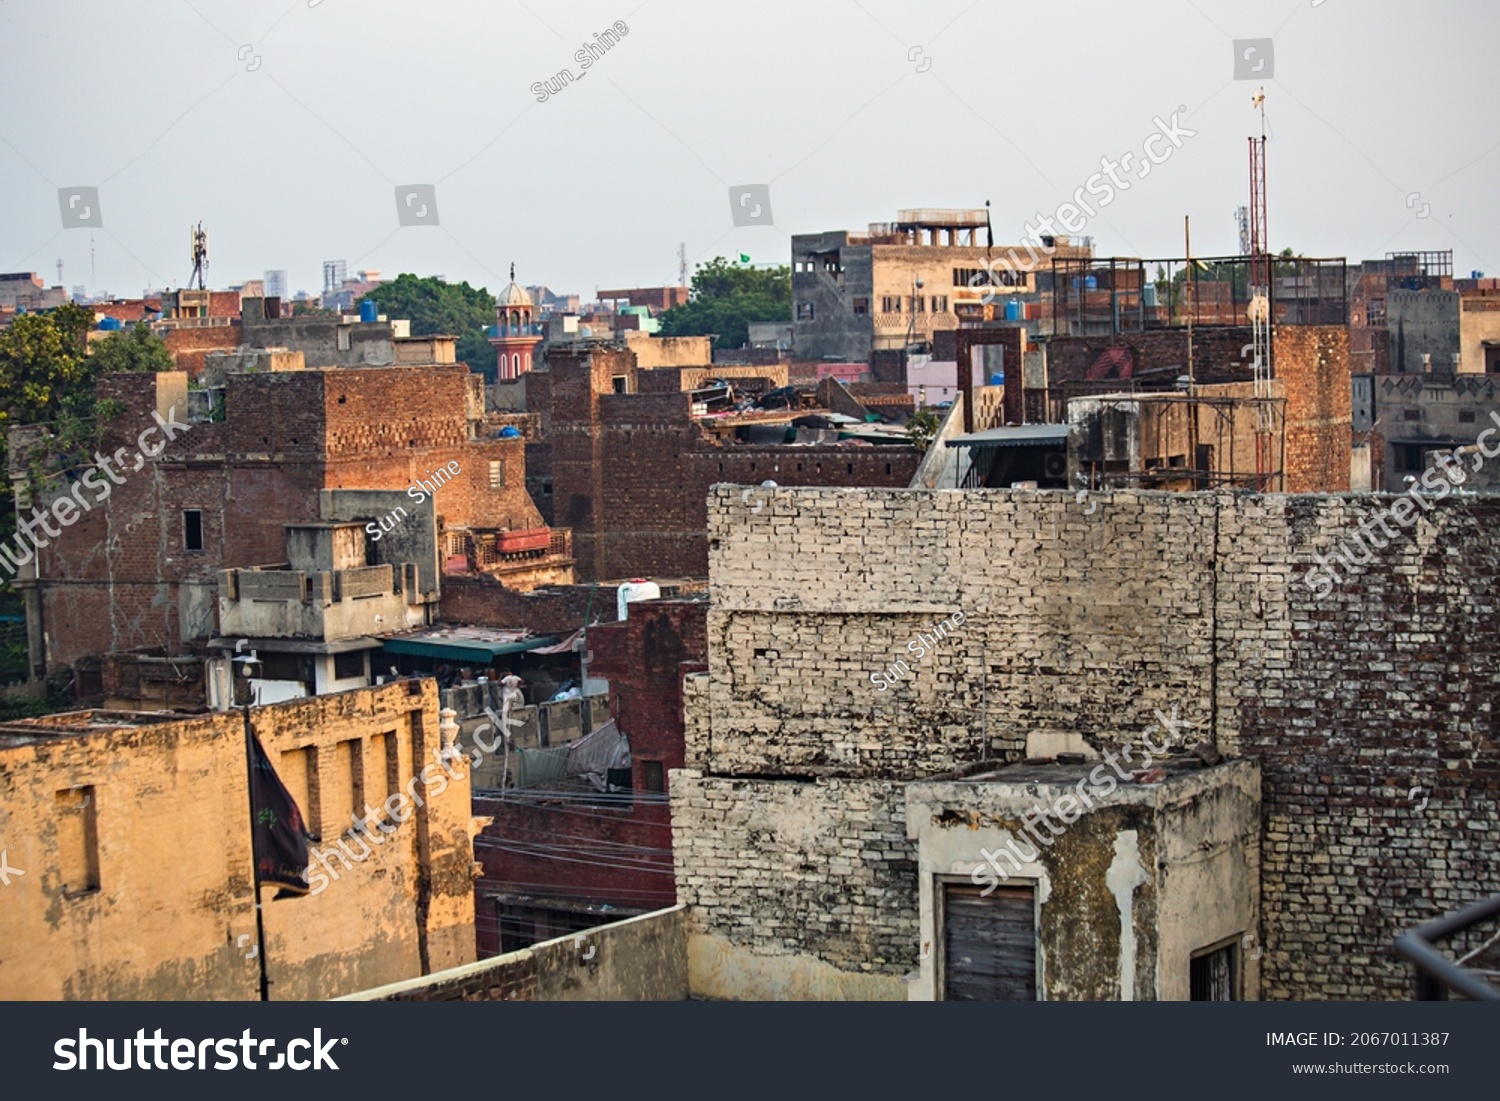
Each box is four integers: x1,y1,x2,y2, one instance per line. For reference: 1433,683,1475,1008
1043,452,1068,481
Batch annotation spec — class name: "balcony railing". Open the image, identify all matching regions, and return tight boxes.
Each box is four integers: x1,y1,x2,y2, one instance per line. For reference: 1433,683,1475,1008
1395,894,1500,1000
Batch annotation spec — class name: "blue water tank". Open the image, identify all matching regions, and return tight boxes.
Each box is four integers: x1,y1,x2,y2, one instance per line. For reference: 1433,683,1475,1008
1084,275,1099,291
99,316,121,331
1004,298,1024,322
359,299,378,322
1142,284,1159,307
989,373,1004,386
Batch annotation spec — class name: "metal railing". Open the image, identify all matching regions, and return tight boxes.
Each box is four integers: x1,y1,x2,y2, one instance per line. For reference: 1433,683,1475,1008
1394,894,1500,1000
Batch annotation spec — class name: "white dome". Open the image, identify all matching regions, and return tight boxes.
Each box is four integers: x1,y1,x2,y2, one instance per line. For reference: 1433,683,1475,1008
498,281,532,307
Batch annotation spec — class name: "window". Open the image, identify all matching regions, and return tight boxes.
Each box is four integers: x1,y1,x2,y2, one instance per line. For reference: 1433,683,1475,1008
881,295,902,313
954,267,1025,288
1394,444,1426,473
489,460,504,488
1403,409,1421,422
931,295,948,312
183,509,203,552
1190,942,1238,1001
56,787,100,897
333,650,365,681
542,481,553,496
643,760,665,794
796,302,815,320
852,297,869,315
1459,410,1476,423
612,376,627,394
912,296,926,314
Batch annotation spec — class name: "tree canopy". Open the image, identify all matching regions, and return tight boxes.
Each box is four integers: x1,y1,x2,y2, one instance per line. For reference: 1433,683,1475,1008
0,304,164,595
87,322,175,375
657,257,791,350
356,273,498,378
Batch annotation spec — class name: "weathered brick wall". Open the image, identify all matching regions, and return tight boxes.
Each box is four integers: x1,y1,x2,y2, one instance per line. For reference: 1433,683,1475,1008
35,366,552,665
437,577,621,636
672,773,917,978
1275,325,1352,492
676,486,1500,999
1047,328,1254,386
162,325,242,378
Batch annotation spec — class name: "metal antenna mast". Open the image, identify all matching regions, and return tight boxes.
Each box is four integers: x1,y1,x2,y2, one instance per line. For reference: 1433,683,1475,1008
1249,89,1274,489
189,222,209,291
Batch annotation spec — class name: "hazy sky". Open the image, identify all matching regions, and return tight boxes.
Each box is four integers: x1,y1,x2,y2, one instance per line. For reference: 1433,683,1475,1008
1,0,1495,301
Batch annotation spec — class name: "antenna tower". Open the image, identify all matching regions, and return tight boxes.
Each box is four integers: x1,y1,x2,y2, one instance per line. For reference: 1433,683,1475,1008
189,223,209,291
1248,89,1274,488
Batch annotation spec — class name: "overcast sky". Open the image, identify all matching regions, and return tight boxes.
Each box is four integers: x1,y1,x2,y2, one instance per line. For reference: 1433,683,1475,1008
1,0,1495,301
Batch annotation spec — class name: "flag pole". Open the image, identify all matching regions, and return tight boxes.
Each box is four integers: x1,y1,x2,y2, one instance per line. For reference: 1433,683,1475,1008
243,702,271,1002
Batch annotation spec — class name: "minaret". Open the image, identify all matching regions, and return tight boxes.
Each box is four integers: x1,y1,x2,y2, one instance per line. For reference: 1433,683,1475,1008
489,262,542,380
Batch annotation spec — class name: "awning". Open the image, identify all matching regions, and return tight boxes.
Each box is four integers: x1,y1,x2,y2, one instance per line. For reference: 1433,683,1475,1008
946,425,1070,448
380,633,561,664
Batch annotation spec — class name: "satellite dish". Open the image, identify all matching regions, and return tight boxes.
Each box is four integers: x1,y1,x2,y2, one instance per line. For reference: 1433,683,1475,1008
1248,294,1270,322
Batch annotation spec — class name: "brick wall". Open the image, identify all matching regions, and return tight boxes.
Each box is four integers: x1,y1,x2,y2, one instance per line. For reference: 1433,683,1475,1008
1275,325,1353,492
470,600,706,942
33,366,551,665
438,578,621,636
542,348,918,582
162,325,242,378
674,486,1500,999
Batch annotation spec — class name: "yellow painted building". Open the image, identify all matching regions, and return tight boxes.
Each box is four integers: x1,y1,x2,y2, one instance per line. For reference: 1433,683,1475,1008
0,679,478,1000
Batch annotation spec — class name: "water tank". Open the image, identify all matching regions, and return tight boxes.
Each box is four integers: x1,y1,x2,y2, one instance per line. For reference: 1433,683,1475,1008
98,316,121,331
359,299,378,323
989,373,1004,386
1004,298,1023,322
1142,284,1158,307
617,579,661,621
1084,275,1099,291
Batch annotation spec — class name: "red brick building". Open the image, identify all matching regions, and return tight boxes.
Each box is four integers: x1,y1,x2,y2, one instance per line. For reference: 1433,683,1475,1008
472,596,707,955
527,345,921,582
13,360,568,669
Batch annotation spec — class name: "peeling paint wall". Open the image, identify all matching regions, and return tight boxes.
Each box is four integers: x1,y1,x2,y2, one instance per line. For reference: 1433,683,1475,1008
904,762,1259,1001
0,680,476,1000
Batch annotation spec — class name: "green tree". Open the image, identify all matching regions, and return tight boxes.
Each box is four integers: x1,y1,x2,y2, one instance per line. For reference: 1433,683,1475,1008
0,304,157,597
658,257,791,350
906,408,942,454
356,274,498,378
87,322,174,375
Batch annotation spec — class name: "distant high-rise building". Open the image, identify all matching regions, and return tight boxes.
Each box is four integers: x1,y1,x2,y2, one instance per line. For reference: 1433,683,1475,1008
264,270,289,299
323,260,347,295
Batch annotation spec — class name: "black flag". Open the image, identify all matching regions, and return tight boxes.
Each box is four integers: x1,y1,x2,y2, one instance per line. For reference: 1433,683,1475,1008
247,728,313,897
